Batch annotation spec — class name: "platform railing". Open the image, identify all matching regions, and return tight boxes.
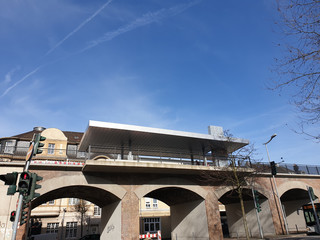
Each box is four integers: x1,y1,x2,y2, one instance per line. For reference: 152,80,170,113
0,146,86,162
1,146,319,175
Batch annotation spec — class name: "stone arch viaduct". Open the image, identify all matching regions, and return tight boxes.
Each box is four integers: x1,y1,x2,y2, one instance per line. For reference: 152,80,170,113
1,121,320,240
1,160,320,240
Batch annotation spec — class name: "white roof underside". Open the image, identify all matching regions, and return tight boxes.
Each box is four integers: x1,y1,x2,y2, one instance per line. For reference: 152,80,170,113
79,120,249,155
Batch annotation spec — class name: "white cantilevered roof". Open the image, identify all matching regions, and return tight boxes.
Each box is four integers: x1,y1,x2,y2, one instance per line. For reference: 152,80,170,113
78,120,249,155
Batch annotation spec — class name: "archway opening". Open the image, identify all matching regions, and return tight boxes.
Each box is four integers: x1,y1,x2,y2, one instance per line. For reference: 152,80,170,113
28,185,121,240
280,188,316,233
219,188,274,238
140,187,205,240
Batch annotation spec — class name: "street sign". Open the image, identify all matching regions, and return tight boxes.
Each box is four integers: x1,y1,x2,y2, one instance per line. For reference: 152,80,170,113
26,142,34,161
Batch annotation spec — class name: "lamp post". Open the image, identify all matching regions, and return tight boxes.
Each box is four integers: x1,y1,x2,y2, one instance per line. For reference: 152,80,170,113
263,134,289,235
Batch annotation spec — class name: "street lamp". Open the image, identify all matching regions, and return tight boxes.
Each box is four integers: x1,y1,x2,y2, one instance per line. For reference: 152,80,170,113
263,134,289,235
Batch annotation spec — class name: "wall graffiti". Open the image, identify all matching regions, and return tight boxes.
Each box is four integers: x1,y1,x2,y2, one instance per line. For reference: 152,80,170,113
107,224,115,233
0,222,6,229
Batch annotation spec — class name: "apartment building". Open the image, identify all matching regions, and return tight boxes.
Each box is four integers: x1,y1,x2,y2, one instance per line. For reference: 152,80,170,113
0,127,172,239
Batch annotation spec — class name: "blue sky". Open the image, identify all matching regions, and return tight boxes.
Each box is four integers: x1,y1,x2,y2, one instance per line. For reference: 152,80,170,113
0,0,319,165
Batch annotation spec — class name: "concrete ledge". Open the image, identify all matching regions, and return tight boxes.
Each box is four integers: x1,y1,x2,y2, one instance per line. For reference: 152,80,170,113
82,159,252,175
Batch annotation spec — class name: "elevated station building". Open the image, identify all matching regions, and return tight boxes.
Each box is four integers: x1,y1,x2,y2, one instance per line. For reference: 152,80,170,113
0,121,319,240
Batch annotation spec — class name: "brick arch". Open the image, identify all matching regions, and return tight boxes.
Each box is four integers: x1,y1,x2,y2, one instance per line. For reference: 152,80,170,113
277,179,320,198
134,177,207,200
214,183,269,200
32,173,126,207
92,155,111,160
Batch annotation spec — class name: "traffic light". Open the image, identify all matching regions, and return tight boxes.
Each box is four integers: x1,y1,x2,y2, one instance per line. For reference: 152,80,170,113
28,173,43,201
309,187,317,201
253,190,261,212
0,172,18,195
10,211,16,222
18,171,31,194
270,161,277,175
20,198,30,226
33,133,46,155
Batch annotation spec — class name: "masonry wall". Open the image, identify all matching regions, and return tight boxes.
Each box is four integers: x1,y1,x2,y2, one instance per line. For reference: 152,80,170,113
2,163,320,240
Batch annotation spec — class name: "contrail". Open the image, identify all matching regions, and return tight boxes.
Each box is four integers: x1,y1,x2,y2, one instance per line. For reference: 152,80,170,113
46,0,113,55
0,67,41,98
1,1,113,97
1,0,199,98
81,0,201,52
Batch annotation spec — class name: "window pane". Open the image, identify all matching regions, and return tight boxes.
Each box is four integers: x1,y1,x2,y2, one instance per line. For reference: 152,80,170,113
4,141,14,154
304,211,310,223
48,144,55,154
143,217,161,233
310,211,315,222
144,224,149,232
94,205,101,216
66,222,77,238
69,198,79,205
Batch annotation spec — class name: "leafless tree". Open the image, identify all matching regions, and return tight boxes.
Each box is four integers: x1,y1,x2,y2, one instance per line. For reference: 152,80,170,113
272,0,320,141
202,131,262,240
73,199,90,237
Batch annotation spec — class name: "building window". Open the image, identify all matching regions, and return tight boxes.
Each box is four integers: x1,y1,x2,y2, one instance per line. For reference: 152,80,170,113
46,222,59,234
153,199,158,208
94,205,101,216
4,141,15,154
48,200,55,205
145,198,151,209
143,218,160,233
48,143,55,154
69,198,79,205
65,222,77,238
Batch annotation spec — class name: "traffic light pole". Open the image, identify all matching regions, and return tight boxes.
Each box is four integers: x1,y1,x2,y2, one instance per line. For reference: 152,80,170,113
11,160,31,240
265,143,289,235
252,188,263,239
11,194,23,240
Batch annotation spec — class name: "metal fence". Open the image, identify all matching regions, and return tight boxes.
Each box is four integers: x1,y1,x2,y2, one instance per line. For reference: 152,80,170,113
0,146,86,161
1,145,319,176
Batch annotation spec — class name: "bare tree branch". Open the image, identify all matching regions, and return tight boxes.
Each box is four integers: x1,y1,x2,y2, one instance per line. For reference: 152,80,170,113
272,0,320,140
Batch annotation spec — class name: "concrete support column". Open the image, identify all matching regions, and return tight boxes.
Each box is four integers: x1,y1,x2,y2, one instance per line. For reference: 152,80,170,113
171,199,209,240
128,139,133,160
205,191,223,240
121,191,139,240
202,147,207,166
100,201,122,240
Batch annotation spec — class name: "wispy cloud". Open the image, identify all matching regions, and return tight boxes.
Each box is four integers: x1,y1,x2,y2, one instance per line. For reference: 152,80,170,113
0,67,41,98
3,67,20,84
1,1,114,97
81,0,201,52
1,0,199,98
46,0,114,55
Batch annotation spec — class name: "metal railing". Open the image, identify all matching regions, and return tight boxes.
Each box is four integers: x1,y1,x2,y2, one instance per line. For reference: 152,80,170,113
1,145,319,176
0,146,86,161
